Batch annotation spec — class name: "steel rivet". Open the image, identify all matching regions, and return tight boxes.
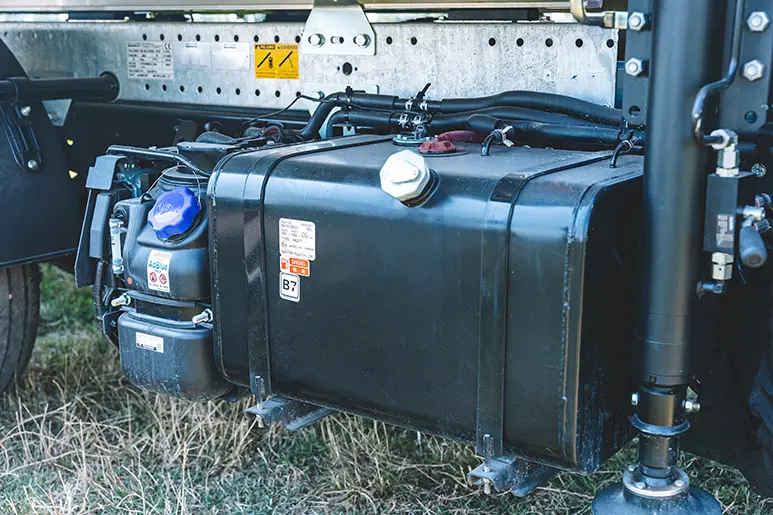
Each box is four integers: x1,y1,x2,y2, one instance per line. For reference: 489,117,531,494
27,159,39,170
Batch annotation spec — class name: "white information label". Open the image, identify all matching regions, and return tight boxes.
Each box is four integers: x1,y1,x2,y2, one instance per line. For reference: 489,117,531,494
127,41,175,80
136,332,164,353
211,42,251,70
147,250,172,293
279,218,316,261
280,272,301,302
173,41,211,68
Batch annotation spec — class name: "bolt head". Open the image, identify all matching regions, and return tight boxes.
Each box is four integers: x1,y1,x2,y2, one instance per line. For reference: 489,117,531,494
674,479,685,488
747,11,770,32
743,59,765,81
308,33,324,47
19,105,31,117
353,33,371,48
631,392,639,406
634,481,646,490
625,58,647,77
26,159,39,170
628,12,648,31
753,163,767,177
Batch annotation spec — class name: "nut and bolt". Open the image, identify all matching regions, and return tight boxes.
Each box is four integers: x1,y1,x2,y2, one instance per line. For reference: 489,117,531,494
753,163,767,178
628,12,649,31
625,58,648,77
628,465,637,473
674,479,686,488
631,392,639,406
683,399,701,413
743,59,765,81
634,481,646,490
26,159,39,170
353,33,371,48
747,11,771,32
308,33,324,47
19,105,31,117
110,293,131,307
191,308,213,325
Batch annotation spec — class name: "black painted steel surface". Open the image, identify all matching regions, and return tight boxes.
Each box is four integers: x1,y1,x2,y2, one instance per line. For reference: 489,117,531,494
209,136,643,472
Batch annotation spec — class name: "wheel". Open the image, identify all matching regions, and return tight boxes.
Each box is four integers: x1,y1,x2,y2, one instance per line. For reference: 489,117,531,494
0,264,41,394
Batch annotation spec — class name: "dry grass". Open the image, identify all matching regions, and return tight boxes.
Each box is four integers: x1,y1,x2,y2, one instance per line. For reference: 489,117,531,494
0,265,771,514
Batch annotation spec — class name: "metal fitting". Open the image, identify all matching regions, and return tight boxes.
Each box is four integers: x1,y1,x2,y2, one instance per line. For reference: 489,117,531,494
631,393,639,406
712,252,734,281
708,128,737,150
353,33,370,48
19,105,31,117
307,33,324,47
627,12,649,31
625,58,648,77
26,159,39,171
747,11,771,32
743,59,765,81
191,308,213,325
716,145,740,177
683,400,701,413
743,205,766,223
110,293,131,307
753,163,767,178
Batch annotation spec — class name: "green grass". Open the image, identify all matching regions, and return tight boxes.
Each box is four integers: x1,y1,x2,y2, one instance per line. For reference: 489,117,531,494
0,264,771,513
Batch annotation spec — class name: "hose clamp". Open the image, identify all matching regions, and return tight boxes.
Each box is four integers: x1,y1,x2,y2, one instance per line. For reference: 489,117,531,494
496,126,515,147
398,113,410,128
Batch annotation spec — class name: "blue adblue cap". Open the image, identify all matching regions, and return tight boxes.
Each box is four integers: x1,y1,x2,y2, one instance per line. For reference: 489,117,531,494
148,187,201,240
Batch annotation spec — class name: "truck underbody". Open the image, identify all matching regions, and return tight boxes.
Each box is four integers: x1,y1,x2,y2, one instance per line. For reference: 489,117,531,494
0,1,771,513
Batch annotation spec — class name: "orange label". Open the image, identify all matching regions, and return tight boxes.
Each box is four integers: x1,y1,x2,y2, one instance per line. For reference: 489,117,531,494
281,256,310,277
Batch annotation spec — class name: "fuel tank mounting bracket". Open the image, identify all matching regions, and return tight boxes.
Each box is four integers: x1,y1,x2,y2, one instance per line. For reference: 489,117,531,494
301,0,376,56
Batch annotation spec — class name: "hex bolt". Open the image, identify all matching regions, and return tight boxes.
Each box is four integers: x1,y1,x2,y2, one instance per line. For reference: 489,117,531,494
627,465,636,473
625,58,648,77
753,163,767,178
353,33,371,48
110,293,131,307
628,12,649,31
743,59,765,81
674,479,686,488
19,105,31,117
631,392,639,406
634,481,646,490
683,399,701,413
26,159,39,170
747,11,771,32
308,33,324,47
191,308,213,325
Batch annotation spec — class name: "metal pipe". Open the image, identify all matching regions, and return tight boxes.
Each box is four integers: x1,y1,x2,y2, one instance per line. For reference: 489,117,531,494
0,72,119,104
636,0,723,480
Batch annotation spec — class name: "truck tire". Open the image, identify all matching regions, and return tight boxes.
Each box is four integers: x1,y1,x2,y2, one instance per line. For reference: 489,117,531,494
0,264,40,394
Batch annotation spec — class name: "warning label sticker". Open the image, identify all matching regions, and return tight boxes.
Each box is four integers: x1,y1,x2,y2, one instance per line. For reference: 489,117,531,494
136,332,164,353
279,218,315,260
280,272,301,302
255,43,299,79
147,249,172,293
281,256,310,277
127,41,174,80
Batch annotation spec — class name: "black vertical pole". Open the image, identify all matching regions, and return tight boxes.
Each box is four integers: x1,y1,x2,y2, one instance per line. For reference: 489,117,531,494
594,0,724,512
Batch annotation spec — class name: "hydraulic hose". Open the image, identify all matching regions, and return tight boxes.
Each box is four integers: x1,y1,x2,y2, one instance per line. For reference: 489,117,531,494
302,90,623,140
425,91,623,126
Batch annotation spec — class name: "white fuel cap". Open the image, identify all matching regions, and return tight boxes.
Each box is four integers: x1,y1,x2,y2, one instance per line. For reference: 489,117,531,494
379,149,431,202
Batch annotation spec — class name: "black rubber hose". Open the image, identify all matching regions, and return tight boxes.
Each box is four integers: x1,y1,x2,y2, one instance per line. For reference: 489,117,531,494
107,145,211,176
430,106,604,129
424,91,623,126
466,113,642,148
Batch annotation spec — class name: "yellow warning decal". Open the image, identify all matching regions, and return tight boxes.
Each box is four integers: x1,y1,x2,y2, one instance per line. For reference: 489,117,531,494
255,43,299,80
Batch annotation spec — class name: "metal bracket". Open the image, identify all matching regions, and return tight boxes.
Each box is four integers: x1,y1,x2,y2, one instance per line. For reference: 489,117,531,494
245,396,335,431
0,102,42,171
301,0,376,56
467,453,557,497
719,0,773,134
570,0,628,29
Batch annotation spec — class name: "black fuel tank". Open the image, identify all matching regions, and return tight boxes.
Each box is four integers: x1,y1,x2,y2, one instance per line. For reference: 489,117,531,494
209,136,642,472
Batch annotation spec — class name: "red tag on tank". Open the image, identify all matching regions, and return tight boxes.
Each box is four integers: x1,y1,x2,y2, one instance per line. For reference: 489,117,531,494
281,256,310,277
